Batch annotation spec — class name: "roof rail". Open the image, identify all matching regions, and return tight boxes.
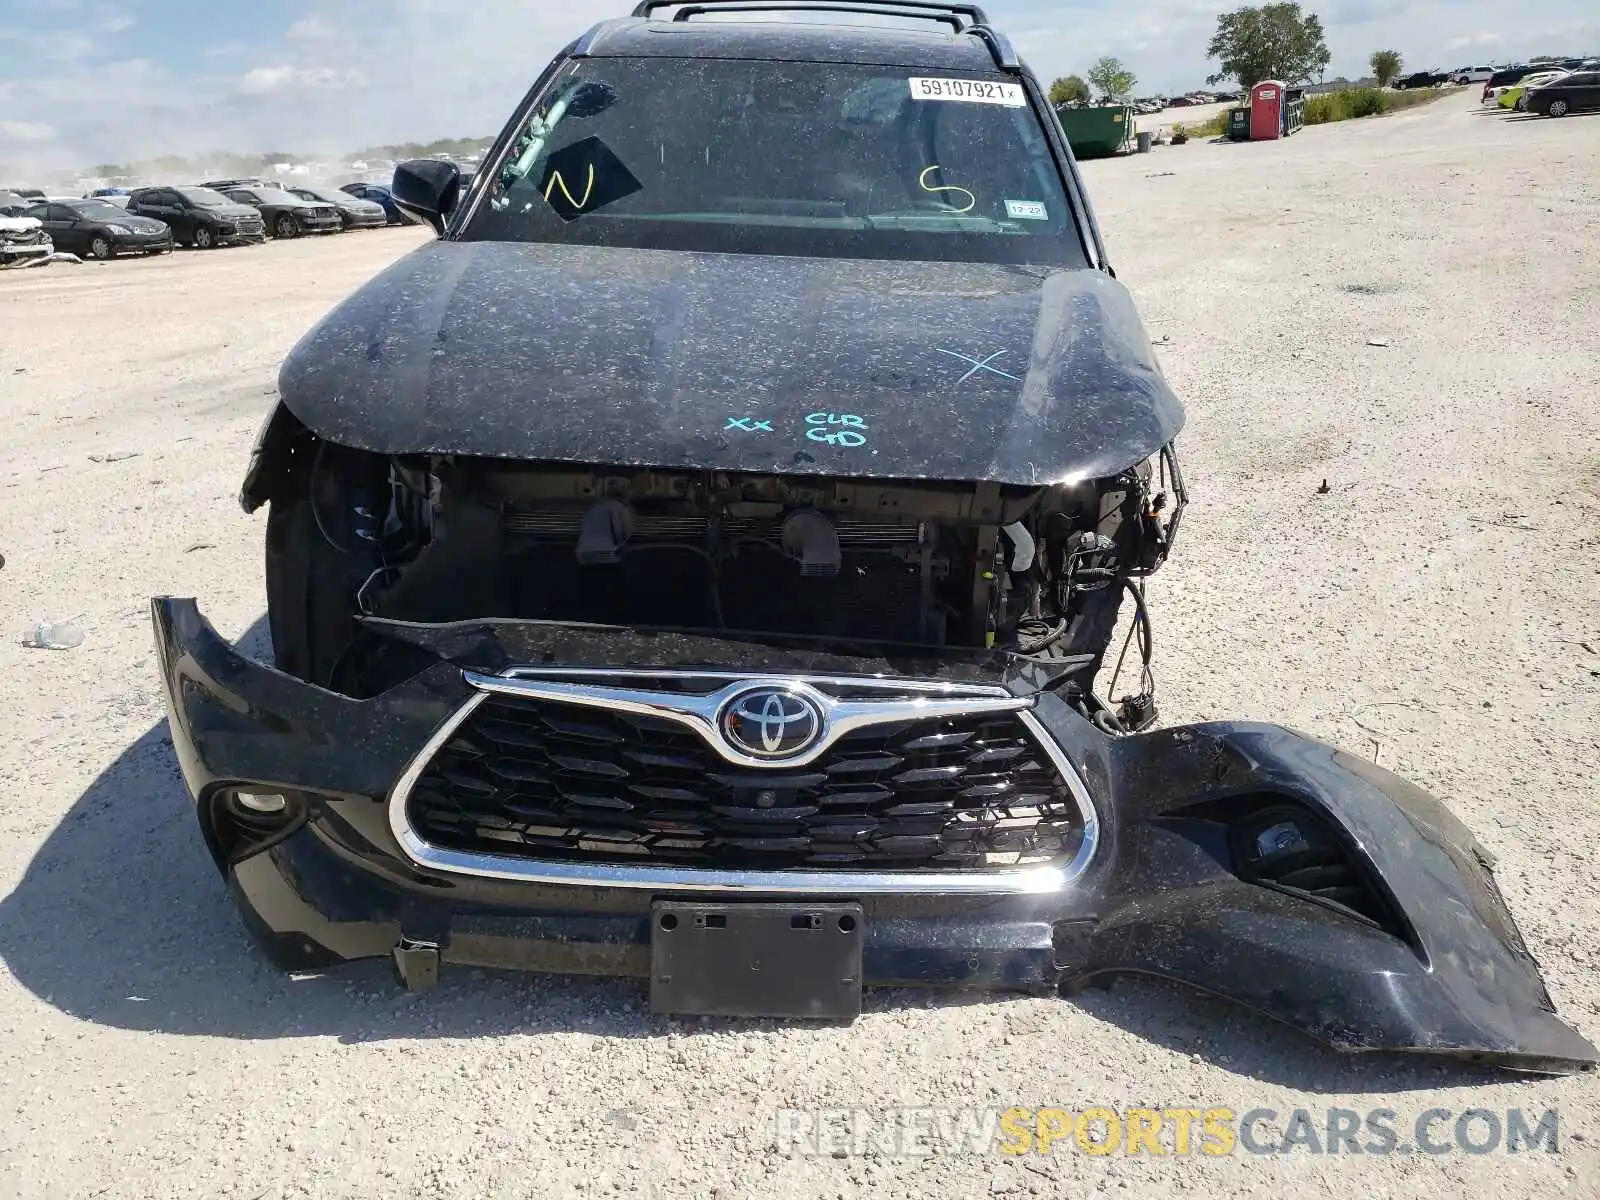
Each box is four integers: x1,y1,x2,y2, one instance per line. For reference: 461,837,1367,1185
967,22,1019,71
633,0,992,25
631,0,1022,71
671,3,962,30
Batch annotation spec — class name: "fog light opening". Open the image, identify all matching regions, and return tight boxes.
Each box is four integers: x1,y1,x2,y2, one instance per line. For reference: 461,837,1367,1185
234,790,289,815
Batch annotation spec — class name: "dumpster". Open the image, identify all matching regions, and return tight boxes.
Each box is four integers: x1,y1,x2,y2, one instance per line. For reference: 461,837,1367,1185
1283,88,1306,135
1226,106,1250,140
1054,104,1134,159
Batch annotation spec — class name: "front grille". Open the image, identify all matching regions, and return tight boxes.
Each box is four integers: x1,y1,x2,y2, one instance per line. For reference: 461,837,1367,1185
405,696,1086,872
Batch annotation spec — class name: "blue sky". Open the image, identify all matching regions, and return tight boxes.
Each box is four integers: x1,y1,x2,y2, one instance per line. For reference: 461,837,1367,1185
0,0,1595,173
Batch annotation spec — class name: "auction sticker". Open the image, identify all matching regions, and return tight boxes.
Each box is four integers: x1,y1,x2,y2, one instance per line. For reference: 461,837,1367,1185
1005,199,1048,220
909,77,1026,106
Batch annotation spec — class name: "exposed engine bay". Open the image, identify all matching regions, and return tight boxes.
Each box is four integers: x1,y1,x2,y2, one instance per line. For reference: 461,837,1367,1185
257,421,1185,731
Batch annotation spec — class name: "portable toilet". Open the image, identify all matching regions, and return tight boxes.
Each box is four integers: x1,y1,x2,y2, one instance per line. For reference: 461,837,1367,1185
1249,80,1286,140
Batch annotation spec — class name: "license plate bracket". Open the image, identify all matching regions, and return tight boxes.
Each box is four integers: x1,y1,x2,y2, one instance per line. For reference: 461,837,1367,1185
649,901,864,1020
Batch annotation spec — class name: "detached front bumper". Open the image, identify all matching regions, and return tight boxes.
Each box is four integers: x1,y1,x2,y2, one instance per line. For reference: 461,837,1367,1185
151,597,1597,1072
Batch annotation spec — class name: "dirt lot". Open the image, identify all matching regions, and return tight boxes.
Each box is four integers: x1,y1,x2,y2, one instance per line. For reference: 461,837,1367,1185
1,96,1597,1199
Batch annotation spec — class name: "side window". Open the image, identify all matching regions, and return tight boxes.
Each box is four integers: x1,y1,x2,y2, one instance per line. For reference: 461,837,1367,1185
49,204,77,221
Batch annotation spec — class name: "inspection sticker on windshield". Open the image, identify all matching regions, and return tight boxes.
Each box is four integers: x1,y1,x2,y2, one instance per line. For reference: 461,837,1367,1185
1005,200,1048,221
909,77,1026,106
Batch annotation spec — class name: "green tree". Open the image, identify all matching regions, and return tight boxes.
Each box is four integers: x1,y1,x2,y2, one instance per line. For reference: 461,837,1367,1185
1205,4,1332,88
1369,49,1402,87
1086,56,1137,103
1049,74,1092,107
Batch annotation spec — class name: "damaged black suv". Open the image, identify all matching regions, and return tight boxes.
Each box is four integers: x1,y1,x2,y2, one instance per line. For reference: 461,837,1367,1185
152,1,1595,1071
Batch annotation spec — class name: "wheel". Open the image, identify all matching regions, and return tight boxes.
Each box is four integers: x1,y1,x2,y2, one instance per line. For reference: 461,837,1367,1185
193,224,215,249
1547,98,1569,117
274,213,298,239
88,235,113,260
1516,96,1528,112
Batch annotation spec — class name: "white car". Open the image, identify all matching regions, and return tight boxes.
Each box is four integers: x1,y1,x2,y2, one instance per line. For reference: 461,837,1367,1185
1452,65,1494,83
0,214,54,266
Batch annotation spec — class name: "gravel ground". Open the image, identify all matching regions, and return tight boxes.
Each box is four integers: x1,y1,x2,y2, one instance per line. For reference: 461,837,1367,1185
1,95,1597,1199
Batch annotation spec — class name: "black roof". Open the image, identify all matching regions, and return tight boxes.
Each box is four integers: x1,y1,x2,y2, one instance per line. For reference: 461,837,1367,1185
577,15,1014,72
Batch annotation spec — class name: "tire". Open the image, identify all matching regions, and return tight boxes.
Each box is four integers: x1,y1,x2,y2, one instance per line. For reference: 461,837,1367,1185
193,224,215,250
1516,96,1528,112
275,213,298,239
88,235,114,261
1547,98,1569,117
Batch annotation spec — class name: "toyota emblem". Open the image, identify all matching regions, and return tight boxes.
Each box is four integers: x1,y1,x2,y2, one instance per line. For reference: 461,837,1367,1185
719,687,825,760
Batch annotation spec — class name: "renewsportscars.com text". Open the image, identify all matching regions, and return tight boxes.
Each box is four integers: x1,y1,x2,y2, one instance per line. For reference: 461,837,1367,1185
775,1106,1562,1158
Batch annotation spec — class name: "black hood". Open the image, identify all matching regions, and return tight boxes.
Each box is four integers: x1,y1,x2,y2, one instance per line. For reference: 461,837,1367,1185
122,215,169,234
277,240,1184,485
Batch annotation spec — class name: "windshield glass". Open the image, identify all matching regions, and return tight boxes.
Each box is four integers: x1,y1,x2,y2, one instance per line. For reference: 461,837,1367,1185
292,186,340,203
178,187,232,207
255,188,309,204
67,200,128,220
464,57,1084,267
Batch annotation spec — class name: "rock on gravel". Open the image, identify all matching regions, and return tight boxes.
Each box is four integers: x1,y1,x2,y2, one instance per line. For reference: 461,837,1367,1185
0,97,1597,1199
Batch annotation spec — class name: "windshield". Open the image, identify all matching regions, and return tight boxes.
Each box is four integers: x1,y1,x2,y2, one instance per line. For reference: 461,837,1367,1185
67,200,128,220
294,186,343,204
255,188,310,204
178,187,233,207
463,57,1085,267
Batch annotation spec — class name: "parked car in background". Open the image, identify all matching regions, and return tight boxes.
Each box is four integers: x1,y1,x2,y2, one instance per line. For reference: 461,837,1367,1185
0,190,32,216
0,212,52,266
200,178,268,191
126,186,265,247
1483,66,1537,102
26,197,174,259
221,185,343,239
284,185,388,230
1499,70,1570,110
1394,70,1448,89
1451,65,1494,83
340,182,412,224
5,186,47,204
1526,70,1600,116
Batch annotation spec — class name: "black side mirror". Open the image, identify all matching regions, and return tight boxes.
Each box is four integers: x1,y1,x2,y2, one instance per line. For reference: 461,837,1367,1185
393,159,461,235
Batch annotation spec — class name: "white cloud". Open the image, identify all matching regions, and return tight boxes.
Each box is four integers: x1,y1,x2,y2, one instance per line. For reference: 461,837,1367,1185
286,16,335,41
0,119,58,143
236,64,359,95
1446,31,1502,49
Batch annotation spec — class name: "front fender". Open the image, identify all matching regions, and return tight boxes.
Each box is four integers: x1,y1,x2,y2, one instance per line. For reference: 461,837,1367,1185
239,402,317,514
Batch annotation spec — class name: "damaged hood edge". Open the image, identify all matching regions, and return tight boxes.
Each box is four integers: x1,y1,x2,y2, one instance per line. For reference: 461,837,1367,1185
276,240,1185,486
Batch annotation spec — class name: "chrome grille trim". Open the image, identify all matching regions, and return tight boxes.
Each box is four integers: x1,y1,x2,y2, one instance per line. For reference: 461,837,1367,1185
464,669,1026,771
387,669,1100,895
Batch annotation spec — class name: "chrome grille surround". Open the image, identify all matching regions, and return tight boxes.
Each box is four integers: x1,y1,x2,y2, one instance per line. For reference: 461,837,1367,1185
388,669,1101,895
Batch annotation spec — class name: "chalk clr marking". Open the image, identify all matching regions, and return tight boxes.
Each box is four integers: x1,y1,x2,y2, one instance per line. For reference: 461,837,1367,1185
544,162,597,211
805,412,869,447
917,166,976,214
